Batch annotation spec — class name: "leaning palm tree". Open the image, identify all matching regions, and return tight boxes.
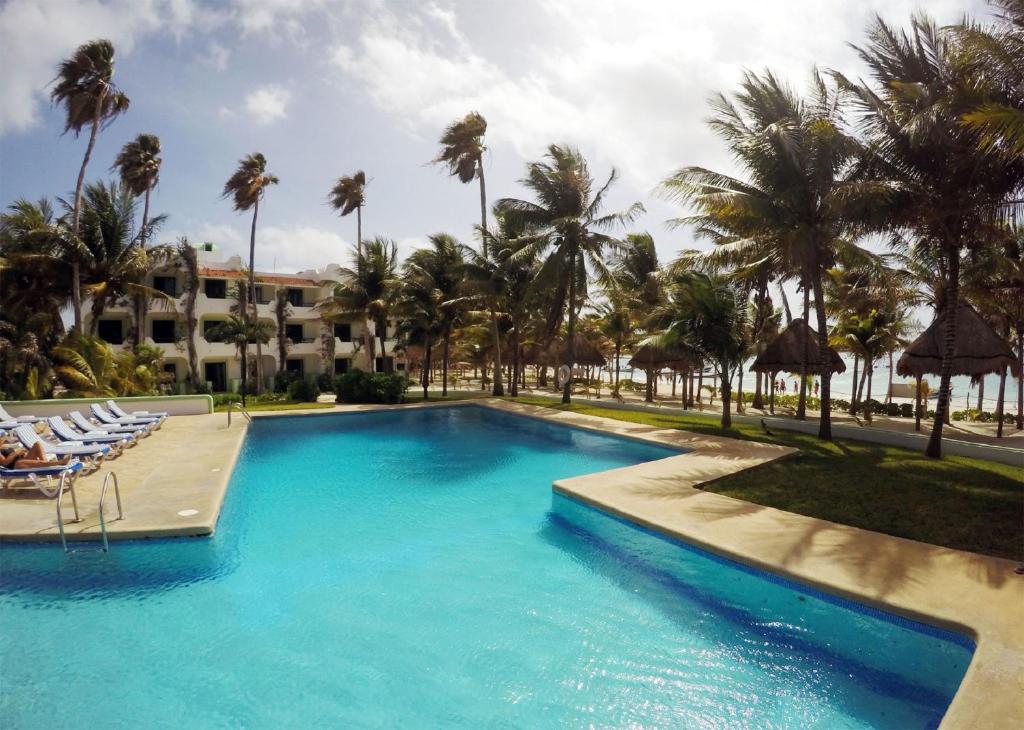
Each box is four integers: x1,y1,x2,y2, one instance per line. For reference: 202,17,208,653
51,39,130,334
315,237,400,372
497,144,643,403
222,152,279,392
432,112,489,236
328,171,368,255
835,13,1024,456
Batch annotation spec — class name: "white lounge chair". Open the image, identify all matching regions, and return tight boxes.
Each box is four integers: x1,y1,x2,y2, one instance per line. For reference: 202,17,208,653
90,404,163,430
47,416,134,454
69,410,150,437
13,424,109,472
0,459,84,498
0,404,44,424
106,400,169,420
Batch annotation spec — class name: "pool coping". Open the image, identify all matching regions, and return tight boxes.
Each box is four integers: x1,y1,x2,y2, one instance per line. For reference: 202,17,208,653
3,399,1020,727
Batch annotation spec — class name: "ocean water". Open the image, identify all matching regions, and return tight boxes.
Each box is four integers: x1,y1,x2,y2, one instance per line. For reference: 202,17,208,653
0,406,971,728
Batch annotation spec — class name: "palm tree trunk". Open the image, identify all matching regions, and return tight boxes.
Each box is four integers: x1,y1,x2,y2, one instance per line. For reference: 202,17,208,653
797,283,809,419
614,340,621,392
490,308,504,396
240,342,248,407
645,349,654,403
421,338,431,400
356,205,362,258
562,251,577,404
70,89,108,335
736,363,744,414
915,374,922,432
377,315,389,371
131,186,153,350
865,359,873,424
886,351,894,404
849,354,859,415
856,361,868,411
1016,330,1023,430
442,324,451,396
926,249,960,458
477,156,487,250
720,362,732,428
248,198,263,394
697,368,703,409
777,282,792,325
811,267,832,440
996,366,1007,438
976,377,984,413
510,326,520,397
769,370,776,414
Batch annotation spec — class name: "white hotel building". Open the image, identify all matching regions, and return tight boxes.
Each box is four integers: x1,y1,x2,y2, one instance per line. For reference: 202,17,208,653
84,244,403,393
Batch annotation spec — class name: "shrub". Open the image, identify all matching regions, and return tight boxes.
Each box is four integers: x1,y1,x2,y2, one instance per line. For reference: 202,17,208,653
287,378,320,402
273,370,303,393
316,372,334,393
213,392,241,406
334,368,408,404
900,403,913,418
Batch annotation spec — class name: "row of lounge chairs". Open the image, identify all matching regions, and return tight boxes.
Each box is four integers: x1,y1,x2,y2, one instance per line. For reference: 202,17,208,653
0,401,169,498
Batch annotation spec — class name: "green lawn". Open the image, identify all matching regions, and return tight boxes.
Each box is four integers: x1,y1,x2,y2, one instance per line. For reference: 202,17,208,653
510,396,1024,561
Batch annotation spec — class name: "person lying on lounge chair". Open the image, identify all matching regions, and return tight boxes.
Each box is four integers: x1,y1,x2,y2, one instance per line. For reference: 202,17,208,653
1,443,72,469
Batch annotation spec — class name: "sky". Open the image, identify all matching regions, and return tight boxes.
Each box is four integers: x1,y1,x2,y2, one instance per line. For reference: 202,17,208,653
0,0,992,284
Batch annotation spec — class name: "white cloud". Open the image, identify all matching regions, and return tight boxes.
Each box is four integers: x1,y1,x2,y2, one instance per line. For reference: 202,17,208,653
200,42,231,71
166,221,351,272
244,84,292,125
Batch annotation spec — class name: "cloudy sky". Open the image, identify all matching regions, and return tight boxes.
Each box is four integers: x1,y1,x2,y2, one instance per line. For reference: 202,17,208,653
1,0,990,277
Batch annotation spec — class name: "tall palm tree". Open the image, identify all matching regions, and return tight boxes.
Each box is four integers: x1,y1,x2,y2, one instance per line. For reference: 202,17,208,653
316,237,400,373
113,133,163,349
609,232,664,401
404,234,466,395
836,14,1024,456
497,144,643,403
660,70,860,439
433,112,489,237
328,171,367,256
222,152,278,393
112,133,161,243
51,39,130,334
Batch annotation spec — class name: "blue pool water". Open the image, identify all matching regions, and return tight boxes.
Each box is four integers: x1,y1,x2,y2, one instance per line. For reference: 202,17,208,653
1,405,972,728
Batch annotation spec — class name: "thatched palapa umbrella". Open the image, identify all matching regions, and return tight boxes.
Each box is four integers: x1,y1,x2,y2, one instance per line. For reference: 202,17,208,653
896,303,1019,432
751,319,845,414
628,344,693,403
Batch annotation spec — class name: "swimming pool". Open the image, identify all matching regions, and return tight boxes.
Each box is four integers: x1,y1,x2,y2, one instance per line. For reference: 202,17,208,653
1,405,972,727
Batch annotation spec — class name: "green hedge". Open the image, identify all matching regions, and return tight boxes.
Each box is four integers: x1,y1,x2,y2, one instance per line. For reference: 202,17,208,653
334,369,408,404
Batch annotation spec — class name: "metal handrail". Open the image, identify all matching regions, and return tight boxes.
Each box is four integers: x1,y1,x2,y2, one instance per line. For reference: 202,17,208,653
97,472,124,552
227,401,252,426
55,471,81,553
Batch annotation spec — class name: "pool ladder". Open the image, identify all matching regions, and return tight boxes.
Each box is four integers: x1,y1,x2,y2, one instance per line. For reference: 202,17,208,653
227,402,252,426
56,471,124,553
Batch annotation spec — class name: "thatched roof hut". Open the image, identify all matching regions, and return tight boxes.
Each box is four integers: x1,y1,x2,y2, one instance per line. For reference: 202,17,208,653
627,345,691,370
896,303,1020,378
751,318,846,375
523,335,607,367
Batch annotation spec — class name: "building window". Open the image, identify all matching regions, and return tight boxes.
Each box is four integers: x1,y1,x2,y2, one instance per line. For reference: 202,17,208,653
334,358,350,374
97,319,124,345
152,319,176,344
286,359,304,374
153,275,177,296
163,362,177,379
204,362,227,392
333,323,351,342
203,320,224,342
285,324,304,343
255,285,271,304
286,288,304,307
204,279,227,299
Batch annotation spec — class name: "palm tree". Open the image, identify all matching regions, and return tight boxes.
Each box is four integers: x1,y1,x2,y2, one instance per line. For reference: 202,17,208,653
497,144,643,403
328,171,367,255
655,272,749,427
433,112,489,237
222,152,279,393
50,39,130,334
274,287,292,375
316,237,400,373
207,315,272,406
836,14,1024,456
462,213,539,396
609,232,664,401
404,234,466,396
52,332,116,396
661,70,860,439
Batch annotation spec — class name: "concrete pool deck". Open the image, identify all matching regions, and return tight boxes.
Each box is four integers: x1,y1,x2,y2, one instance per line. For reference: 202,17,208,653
1,399,1021,728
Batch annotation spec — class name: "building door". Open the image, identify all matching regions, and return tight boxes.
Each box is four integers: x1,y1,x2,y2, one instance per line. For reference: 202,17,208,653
204,362,227,392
